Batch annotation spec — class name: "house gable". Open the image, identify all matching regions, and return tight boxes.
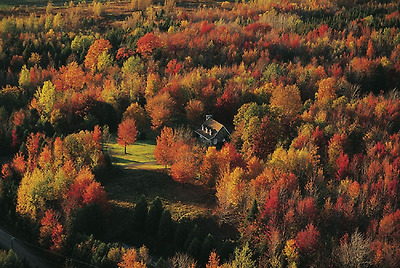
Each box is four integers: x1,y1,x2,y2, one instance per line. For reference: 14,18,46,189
195,116,230,145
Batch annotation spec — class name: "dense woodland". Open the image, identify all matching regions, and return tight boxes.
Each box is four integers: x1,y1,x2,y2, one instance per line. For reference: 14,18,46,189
1,0,400,267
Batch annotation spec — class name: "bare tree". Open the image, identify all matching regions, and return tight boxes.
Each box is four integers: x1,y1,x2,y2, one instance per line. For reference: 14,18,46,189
334,230,372,268
168,253,197,268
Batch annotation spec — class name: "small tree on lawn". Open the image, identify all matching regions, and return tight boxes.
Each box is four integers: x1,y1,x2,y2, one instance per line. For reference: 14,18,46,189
117,118,138,154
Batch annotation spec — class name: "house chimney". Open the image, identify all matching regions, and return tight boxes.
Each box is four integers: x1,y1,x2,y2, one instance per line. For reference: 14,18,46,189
206,115,212,121
202,125,204,131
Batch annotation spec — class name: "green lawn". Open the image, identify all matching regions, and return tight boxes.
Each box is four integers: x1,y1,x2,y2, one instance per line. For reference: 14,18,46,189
105,137,162,168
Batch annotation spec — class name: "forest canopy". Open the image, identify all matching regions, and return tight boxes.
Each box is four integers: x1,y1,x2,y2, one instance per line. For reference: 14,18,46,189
1,0,400,267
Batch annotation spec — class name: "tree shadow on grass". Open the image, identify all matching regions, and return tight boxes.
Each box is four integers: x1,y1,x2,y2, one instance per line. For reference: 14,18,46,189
104,168,216,213
110,156,138,165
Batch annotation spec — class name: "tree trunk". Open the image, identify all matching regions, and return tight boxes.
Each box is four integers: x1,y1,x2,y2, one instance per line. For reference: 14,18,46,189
124,145,127,154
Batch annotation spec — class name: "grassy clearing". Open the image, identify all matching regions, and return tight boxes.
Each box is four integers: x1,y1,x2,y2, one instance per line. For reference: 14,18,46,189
105,137,162,168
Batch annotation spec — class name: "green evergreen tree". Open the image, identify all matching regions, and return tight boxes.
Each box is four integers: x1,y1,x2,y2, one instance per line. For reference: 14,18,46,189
133,195,148,231
174,222,188,249
185,224,201,249
201,233,215,263
158,209,174,241
155,257,167,268
187,237,201,260
247,199,259,222
146,197,164,234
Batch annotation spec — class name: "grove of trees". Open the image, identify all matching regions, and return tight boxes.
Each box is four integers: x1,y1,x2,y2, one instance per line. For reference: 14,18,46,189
2,0,400,266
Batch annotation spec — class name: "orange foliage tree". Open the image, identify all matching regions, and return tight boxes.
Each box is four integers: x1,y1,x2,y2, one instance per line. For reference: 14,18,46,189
206,251,220,268
65,167,108,215
154,127,175,168
84,39,112,73
53,61,85,91
170,143,202,183
146,92,176,130
117,118,138,154
118,249,146,268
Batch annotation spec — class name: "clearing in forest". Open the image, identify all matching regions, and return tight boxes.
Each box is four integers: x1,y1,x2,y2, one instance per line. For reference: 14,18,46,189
104,137,216,222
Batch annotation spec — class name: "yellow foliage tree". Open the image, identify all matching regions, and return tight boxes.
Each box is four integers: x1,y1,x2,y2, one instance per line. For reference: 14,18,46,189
17,168,52,220
123,102,148,131
315,77,337,106
34,81,56,118
284,239,299,268
270,84,302,117
216,167,246,212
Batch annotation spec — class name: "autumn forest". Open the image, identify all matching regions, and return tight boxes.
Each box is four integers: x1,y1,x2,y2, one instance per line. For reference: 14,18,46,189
1,0,400,267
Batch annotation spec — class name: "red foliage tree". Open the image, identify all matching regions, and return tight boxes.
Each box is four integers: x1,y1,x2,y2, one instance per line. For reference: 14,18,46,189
336,152,350,180
117,118,138,154
252,115,280,160
262,187,280,222
136,33,162,58
82,180,108,208
92,125,102,149
215,85,241,124
40,210,65,252
11,129,19,148
297,197,318,224
116,47,135,61
165,59,182,76
65,167,108,215
200,21,214,34
295,223,320,255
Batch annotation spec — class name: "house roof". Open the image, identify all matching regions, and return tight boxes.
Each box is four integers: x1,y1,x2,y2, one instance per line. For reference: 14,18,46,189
195,118,230,141
205,118,224,132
